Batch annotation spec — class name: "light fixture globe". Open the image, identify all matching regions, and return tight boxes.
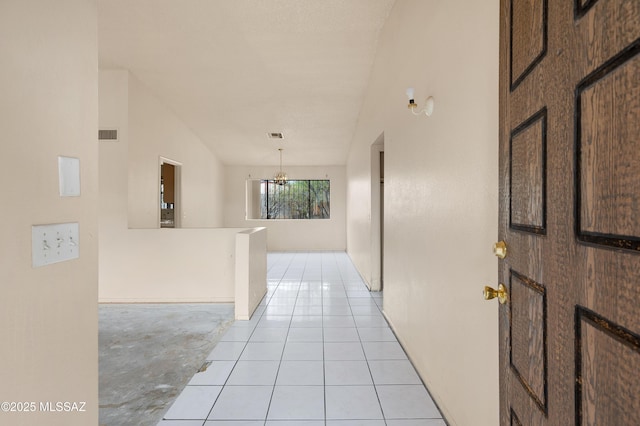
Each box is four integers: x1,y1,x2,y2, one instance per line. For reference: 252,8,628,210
406,87,434,117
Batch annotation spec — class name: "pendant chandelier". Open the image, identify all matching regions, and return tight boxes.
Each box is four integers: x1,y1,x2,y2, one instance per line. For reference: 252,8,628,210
274,148,288,186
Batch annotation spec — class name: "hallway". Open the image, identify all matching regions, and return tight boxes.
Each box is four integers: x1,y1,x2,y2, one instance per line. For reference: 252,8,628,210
157,252,445,425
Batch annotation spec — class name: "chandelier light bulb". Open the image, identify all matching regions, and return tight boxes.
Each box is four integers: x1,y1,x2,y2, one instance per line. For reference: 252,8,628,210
274,148,288,185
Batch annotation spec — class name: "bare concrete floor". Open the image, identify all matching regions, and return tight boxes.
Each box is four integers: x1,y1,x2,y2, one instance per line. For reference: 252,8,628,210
98,303,234,426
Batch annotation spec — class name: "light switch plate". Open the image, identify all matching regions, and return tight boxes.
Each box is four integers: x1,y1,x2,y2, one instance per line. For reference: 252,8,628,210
32,223,79,267
58,156,80,197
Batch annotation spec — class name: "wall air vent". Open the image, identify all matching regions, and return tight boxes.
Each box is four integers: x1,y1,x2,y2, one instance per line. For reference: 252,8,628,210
99,129,118,141
267,132,284,139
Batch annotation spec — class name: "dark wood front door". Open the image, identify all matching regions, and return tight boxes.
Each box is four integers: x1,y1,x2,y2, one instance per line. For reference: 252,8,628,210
498,0,640,424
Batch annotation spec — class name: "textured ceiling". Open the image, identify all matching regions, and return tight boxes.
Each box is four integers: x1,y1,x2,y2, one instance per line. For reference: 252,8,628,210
98,0,396,166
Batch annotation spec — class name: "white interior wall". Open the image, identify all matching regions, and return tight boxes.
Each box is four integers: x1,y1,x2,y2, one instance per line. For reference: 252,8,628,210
346,1,499,425
0,1,99,424
99,70,232,302
224,165,346,251
126,75,225,229
99,71,129,243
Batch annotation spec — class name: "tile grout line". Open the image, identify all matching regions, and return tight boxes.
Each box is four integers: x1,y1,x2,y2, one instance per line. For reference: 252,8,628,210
262,252,299,424
339,253,389,425
204,260,275,424
206,252,292,424
321,254,328,426
160,252,444,425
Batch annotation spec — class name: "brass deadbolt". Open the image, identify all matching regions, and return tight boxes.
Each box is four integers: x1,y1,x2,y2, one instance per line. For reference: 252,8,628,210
493,241,507,259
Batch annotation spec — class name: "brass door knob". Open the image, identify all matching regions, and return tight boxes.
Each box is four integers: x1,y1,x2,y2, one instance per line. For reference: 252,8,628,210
484,283,508,304
493,241,507,259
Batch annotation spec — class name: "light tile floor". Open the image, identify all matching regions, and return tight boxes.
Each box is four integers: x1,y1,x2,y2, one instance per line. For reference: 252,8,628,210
157,252,446,426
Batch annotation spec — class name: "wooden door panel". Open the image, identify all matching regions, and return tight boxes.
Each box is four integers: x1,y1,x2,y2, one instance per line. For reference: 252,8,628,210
510,108,547,234
510,0,547,90
575,307,640,425
575,0,640,72
577,43,640,249
508,380,548,426
500,0,640,425
509,270,547,414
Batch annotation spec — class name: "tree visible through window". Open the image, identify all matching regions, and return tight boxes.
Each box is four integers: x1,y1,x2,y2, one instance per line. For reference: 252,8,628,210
261,180,330,219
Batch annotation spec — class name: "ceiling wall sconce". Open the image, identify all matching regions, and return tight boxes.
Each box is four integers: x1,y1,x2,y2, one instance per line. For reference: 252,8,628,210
274,148,288,185
406,87,434,117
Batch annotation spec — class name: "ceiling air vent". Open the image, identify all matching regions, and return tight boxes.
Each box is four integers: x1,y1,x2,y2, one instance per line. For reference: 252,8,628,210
267,132,284,139
99,129,118,141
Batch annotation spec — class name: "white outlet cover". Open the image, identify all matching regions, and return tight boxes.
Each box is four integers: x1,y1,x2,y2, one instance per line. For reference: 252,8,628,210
32,223,80,267
58,156,80,197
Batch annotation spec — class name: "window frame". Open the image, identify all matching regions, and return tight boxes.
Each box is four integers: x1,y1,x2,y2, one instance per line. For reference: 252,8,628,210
259,179,331,220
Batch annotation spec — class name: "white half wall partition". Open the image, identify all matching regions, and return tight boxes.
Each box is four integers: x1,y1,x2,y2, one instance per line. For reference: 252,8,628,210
235,228,268,320
99,227,267,307
100,228,235,303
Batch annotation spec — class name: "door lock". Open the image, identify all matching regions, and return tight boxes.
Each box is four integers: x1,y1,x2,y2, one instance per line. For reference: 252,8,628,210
493,241,507,259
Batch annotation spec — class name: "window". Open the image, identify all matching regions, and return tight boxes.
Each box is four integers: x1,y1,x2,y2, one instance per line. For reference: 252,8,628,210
260,179,330,219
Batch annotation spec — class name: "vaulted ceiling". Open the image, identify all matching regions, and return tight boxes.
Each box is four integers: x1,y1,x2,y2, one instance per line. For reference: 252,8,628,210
98,0,396,166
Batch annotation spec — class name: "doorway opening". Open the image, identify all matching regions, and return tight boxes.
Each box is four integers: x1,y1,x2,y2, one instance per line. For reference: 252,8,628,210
379,150,384,290
160,158,181,228
370,134,384,291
